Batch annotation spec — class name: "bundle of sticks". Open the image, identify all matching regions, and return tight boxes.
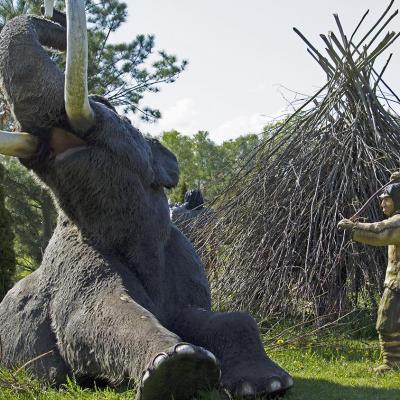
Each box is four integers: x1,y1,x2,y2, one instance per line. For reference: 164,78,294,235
196,1,400,321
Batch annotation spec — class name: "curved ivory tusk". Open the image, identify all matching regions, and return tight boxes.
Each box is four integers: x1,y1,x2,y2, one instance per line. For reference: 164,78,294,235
0,131,38,158
44,0,54,18
65,0,95,134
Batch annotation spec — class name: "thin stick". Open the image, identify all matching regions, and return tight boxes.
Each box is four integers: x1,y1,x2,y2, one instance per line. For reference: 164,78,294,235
349,9,370,45
333,13,348,49
373,53,393,91
293,27,335,72
14,349,54,375
364,10,398,53
352,0,395,55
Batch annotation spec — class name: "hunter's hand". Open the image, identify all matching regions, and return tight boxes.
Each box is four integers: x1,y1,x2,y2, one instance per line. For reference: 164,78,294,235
337,218,355,230
390,171,400,182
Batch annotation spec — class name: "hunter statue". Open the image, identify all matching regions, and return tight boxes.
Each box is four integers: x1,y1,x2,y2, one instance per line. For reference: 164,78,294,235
338,174,400,374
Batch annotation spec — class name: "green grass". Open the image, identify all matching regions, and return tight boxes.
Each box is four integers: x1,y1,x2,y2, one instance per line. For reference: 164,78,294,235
270,338,400,400
1,337,400,400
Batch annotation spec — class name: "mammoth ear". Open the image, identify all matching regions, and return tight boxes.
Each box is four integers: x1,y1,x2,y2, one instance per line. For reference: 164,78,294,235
148,139,179,189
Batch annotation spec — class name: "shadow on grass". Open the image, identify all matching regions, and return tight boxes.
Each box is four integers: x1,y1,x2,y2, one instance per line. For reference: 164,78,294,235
285,377,400,400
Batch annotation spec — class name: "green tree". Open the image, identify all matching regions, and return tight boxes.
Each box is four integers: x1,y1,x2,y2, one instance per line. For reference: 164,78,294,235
2,157,56,275
0,162,16,300
85,0,187,121
220,134,259,167
160,130,262,203
0,0,187,121
161,130,196,203
0,0,40,25
191,131,225,197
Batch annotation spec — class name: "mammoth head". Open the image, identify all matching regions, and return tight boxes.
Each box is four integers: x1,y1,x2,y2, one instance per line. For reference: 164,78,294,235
0,0,179,244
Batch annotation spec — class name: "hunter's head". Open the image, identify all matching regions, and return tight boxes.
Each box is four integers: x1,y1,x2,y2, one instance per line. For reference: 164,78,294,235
379,183,400,217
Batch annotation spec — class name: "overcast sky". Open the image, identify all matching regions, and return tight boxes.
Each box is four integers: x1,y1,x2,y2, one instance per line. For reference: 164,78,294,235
110,1,400,143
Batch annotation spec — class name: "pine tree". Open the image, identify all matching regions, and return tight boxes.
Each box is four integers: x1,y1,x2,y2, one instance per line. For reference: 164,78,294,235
0,0,187,122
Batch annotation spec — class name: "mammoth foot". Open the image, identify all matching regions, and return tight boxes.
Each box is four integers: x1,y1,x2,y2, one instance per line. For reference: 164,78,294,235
136,343,220,400
220,357,293,399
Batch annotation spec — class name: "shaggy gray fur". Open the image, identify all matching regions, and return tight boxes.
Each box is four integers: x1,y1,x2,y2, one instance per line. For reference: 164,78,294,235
0,12,292,398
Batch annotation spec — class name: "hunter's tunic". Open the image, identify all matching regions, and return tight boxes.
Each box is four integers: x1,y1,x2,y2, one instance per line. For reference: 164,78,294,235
352,214,400,333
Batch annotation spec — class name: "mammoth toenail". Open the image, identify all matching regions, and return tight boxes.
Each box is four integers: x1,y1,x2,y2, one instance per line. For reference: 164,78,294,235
268,379,282,392
202,348,217,363
238,382,254,396
285,376,294,387
141,370,150,383
153,353,168,367
175,344,195,354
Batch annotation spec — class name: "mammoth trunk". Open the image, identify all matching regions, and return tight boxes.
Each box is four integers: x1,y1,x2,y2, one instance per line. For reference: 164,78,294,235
0,15,66,138
0,0,95,158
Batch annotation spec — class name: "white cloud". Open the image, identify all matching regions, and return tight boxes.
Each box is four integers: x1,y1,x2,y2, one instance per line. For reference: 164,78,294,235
138,99,288,144
139,98,199,136
211,113,270,143
251,81,268,94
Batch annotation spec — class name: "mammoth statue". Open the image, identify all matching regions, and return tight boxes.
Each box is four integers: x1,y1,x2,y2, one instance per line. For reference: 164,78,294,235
0,1,293,399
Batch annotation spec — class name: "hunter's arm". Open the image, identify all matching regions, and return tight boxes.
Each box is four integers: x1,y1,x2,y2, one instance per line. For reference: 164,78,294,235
352,216,400,246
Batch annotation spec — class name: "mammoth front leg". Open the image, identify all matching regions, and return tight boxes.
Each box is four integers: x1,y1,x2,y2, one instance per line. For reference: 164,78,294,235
171,308,294,398
51,279,220,399
51,286,180,383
